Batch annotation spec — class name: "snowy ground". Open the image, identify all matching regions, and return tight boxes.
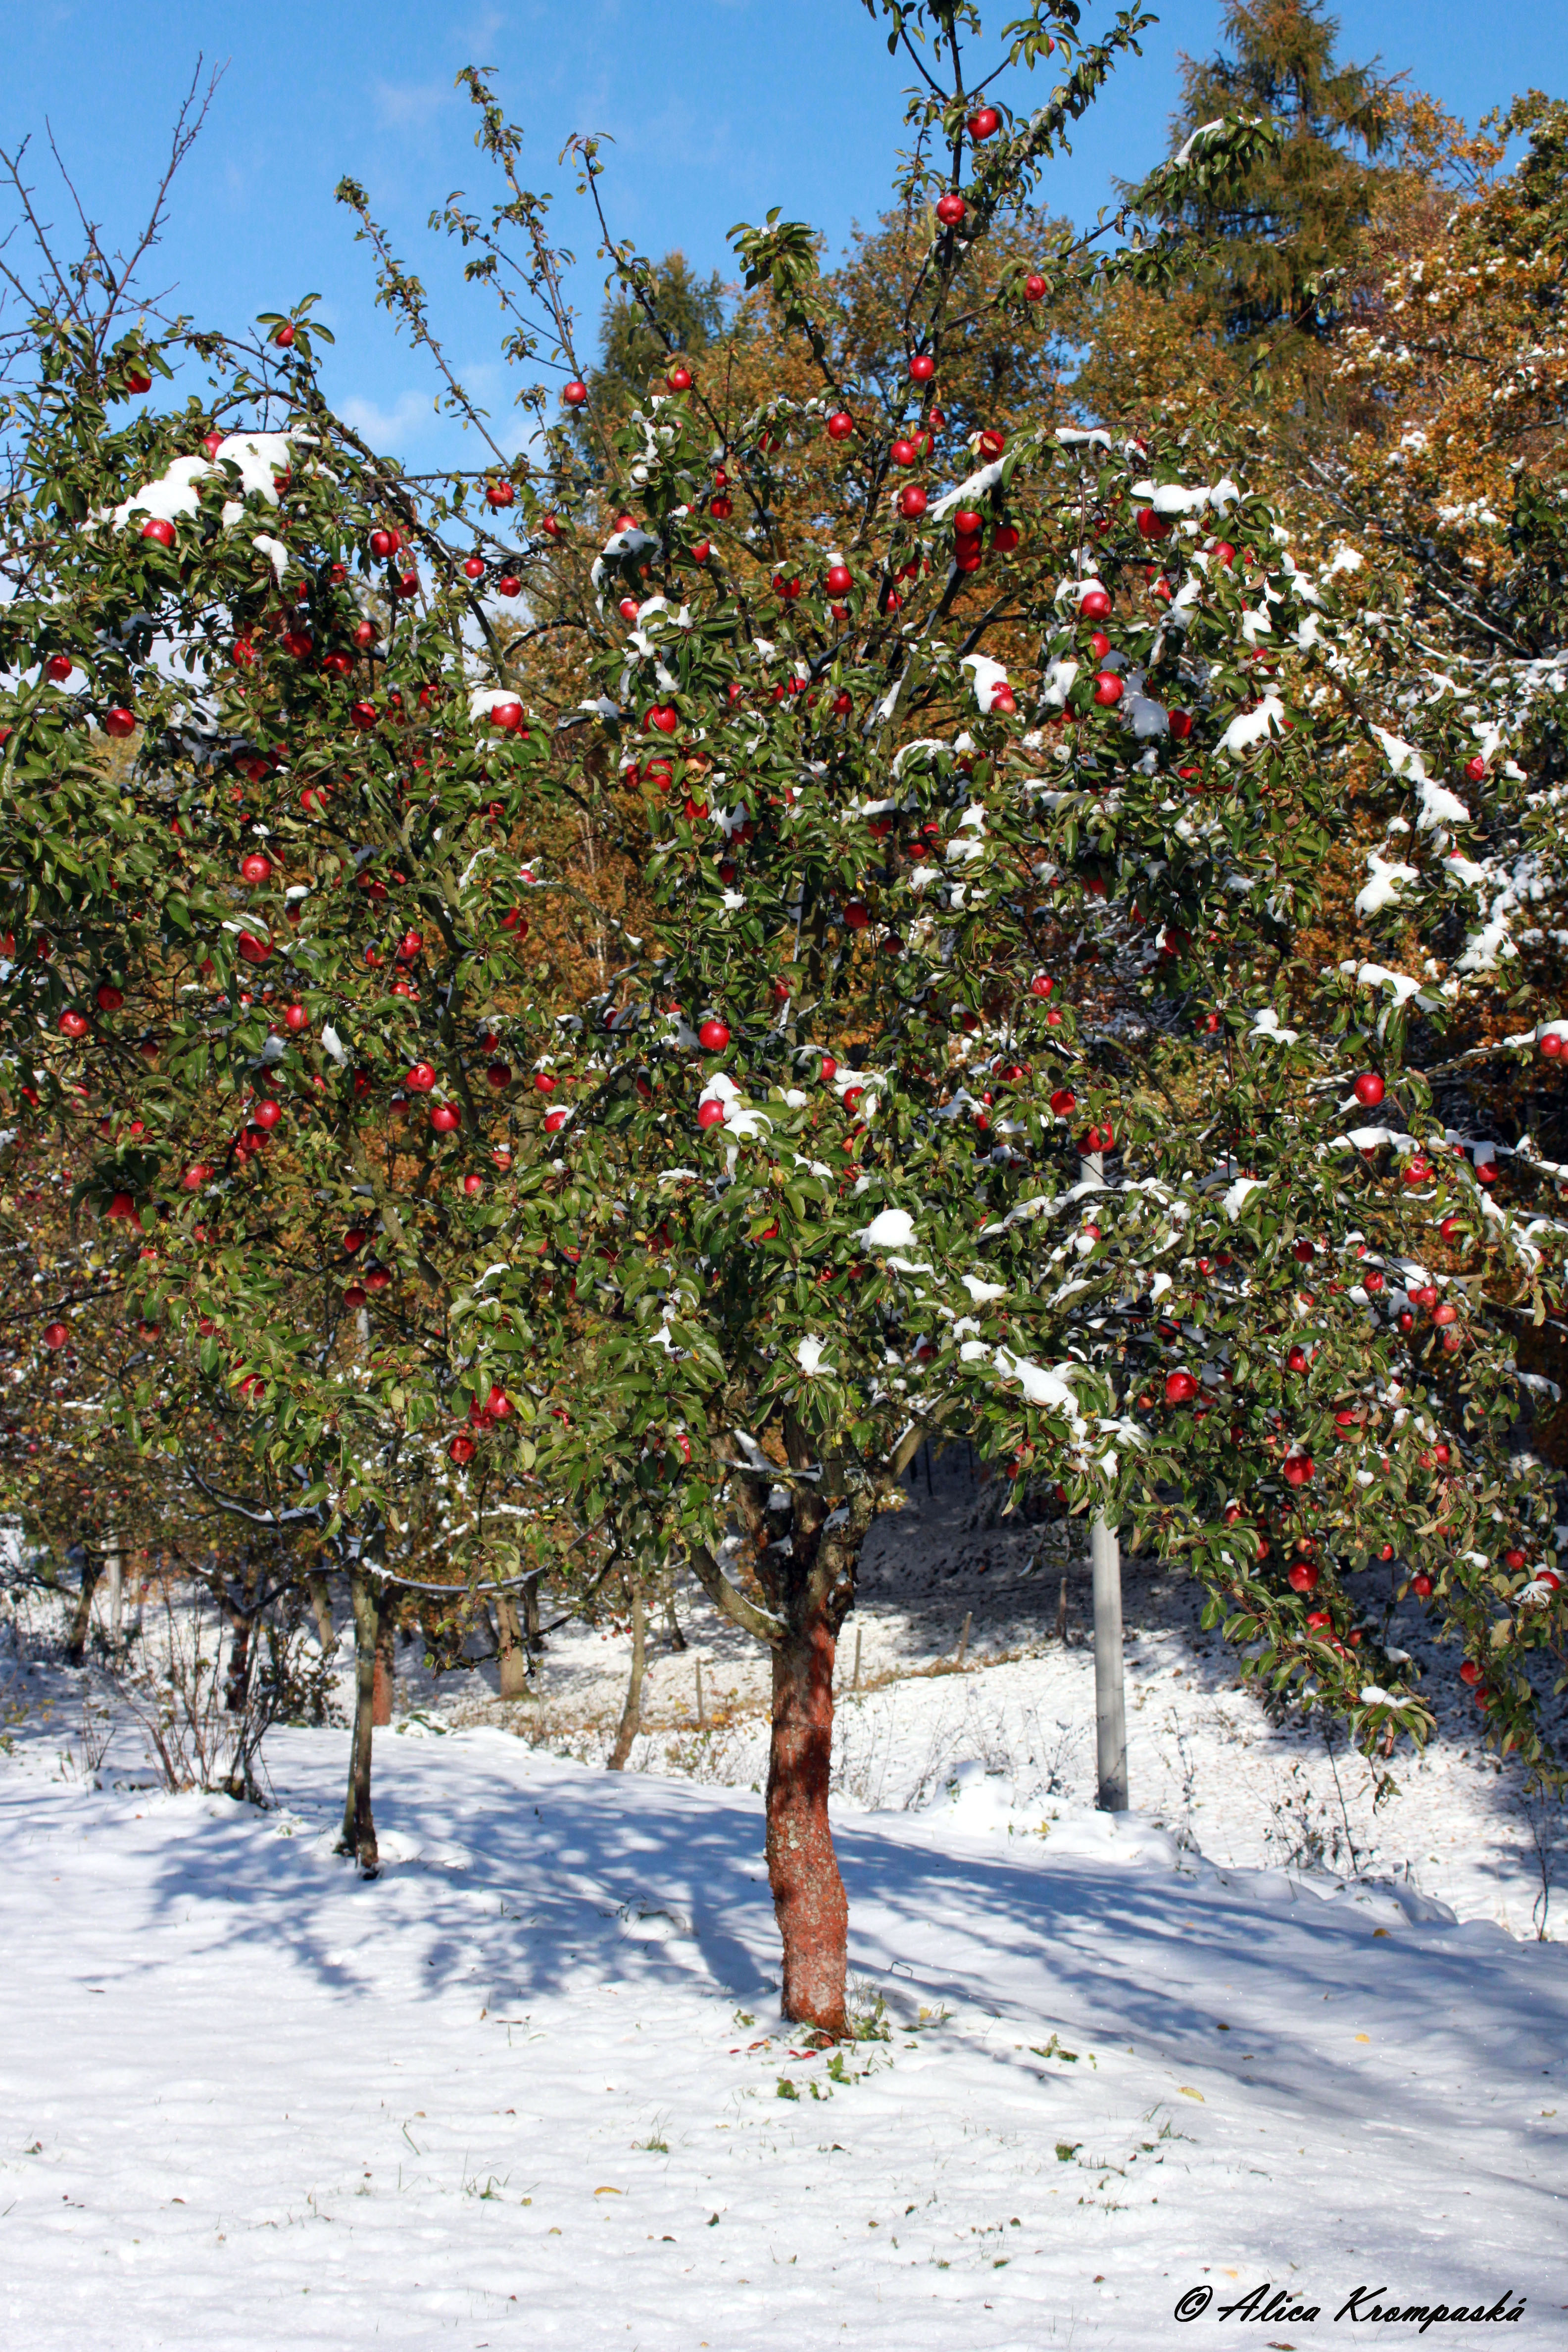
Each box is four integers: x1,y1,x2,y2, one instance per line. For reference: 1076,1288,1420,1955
1,1452,1566,2347
1,1726,1565,2349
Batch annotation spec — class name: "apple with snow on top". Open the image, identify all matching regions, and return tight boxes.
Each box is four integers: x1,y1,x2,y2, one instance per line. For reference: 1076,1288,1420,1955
697,1099,726,1130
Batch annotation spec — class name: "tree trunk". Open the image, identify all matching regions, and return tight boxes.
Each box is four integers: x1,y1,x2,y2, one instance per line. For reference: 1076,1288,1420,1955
372,1617,393,1727
521,1572,543,1653
607,1584,646,1771
64,1551,100,1666
495,1594,530,1699
766,1607,848,2037
104,1540,124,1649
308,1572,338,1658
663,1570,687,1651
339,1572,380,1873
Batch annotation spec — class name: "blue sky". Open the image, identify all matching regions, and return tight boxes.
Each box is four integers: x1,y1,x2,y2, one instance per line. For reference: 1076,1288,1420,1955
4,1,1563,467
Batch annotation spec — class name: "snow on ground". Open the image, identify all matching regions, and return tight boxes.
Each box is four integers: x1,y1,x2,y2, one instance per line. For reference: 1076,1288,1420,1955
2,1449,1566,2345
1,1723,1566,2350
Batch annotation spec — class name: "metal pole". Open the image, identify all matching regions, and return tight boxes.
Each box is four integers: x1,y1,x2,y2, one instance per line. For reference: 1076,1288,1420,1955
1091,1512,1128,1812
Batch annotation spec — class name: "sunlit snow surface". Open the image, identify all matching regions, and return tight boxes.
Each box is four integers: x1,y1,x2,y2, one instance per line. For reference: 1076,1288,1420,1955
1,1699,1565,2347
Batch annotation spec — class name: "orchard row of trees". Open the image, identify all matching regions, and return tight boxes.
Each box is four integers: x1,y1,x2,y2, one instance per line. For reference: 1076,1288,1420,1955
1,1,1565,2030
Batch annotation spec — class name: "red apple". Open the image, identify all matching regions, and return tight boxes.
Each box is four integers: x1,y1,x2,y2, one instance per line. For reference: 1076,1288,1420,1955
1093,672,1124,707
140,518,176,546
843,899,870,931
487,1061,512,1090
1024,273,1046,300
826,562,853,595
449,1433,477,1465
697,1099,726,1129
431,1103,460,1133
967,106,1000,139
240,852,273,884
562,380,588,407
58,1010,90,1038
666,364,692,392
1353,1071,1385,1108
1079,588,1111,619
488,698,523,731
1165,1371,1198,1404
273,323,296,347
899,484,928,519
95,983,123,1012
1288,1561,1319,1593
1464,755,1486,784
910,353,936,383
935,194,967,227
43,1322,67,1349
45,654,73,682
1283,1454,1315,1487
486,481,515,509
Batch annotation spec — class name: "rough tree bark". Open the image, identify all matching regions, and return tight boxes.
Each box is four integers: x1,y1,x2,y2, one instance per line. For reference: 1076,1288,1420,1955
766,1599,850,2032
689,1419,926,2036
495,1593,530,1699
307,1572,338,1658
64,1548,101,1666
372,1614,394,1727
607,1582,646,1771
339,1571,381,1873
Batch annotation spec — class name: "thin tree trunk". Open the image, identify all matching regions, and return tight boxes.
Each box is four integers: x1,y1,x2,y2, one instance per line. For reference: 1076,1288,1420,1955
64,1552,100,1666
607,1584,646,1771
663,1574,687,1652
521,1572,543,1653
372,1613,394,1727
104,1539,124,1649
308,1572,338,1658
495,1593,530,1699
766,1606,848,2037
339,1571,380,1873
